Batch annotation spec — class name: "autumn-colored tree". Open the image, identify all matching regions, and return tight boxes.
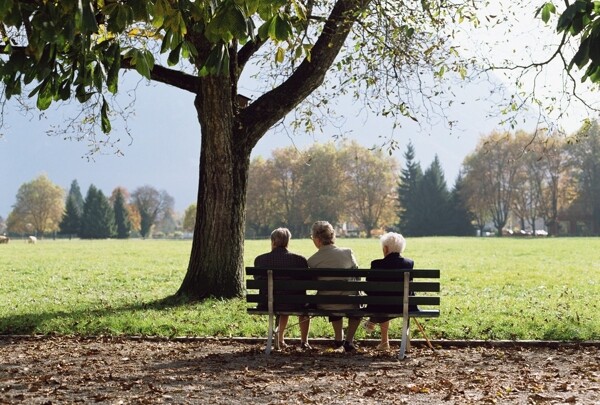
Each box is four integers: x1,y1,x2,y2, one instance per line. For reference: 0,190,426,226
182,203,197,233
511,132,545,233
566,120,600,234
270,147,310,237
7,174,64,236
131,185,173,238
245,157,278,237
463,132,523,235
536,134,570,236
128,204,142,235
299,143,346,229
339,141,398,236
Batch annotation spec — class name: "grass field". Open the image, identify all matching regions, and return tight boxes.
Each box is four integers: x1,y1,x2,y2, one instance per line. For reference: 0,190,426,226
1,237,599,341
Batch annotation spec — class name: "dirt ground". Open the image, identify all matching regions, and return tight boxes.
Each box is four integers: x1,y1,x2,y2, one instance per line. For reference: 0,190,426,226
1,336,599,405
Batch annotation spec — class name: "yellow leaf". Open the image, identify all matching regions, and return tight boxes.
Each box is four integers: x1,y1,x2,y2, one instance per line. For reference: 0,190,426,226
275,46,284,63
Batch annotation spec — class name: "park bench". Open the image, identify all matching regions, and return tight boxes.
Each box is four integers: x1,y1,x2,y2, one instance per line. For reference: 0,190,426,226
245,267,440,359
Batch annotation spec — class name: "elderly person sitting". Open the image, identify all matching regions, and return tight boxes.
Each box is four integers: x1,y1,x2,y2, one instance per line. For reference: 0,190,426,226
254,227,312,350
308,220,362,353
363,232,414,351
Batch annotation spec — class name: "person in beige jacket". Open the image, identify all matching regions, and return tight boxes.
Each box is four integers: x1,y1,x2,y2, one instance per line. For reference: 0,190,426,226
308,220,362,353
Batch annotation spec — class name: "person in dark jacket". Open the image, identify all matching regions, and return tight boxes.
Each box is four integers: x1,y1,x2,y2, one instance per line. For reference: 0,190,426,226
364,232,414,351
254,228,312,350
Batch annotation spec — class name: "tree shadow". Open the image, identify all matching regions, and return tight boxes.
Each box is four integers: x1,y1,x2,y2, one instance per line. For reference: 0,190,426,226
0,294,199,335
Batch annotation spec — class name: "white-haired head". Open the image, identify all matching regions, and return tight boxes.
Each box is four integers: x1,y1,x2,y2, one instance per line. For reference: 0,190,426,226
380,232,406,254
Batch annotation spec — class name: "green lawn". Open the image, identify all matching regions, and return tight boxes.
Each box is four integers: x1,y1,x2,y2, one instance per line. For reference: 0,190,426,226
1,237,598,341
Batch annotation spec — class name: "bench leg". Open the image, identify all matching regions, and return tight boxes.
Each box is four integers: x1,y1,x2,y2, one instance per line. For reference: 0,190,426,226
265,313,274,355
398,317,410,360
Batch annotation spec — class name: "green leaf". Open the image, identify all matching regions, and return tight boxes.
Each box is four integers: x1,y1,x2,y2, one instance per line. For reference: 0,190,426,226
36,79,53,110
131,49,154,79
58,79,71,100
101,97,111,133
93,62,104,90
27,80,44,99
168,43,182,66
274,15,292,41
571,36,590,69
538,3,556,24
78,0,99,34
106,44,121,94
292,0,307,20
226,5,248,37
75,83,93,103
258,20,270,41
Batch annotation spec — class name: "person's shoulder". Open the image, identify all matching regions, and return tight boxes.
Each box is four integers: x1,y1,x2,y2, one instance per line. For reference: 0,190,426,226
402,257,415,268
337,246,354,255
253,251,271,266
286,251,308,264
370,258,385,268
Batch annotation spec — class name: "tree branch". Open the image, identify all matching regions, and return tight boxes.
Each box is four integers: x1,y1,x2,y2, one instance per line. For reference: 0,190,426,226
239,0,372,146
121,59,200,94
237,38,266,72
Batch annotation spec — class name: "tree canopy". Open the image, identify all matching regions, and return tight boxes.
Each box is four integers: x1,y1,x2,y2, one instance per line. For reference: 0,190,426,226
7,174,64,236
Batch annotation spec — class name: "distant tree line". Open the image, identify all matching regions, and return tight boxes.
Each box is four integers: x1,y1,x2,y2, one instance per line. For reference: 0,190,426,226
246,120,600,238
245,141,473,238
5,178,176,239
5,120,599,239
245,141,396,238
462,120,600,236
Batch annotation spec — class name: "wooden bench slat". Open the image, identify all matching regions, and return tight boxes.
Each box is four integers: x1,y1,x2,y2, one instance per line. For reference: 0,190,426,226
246,279,440,292
247,309,440,318
246,294,440,306
245,267,440,279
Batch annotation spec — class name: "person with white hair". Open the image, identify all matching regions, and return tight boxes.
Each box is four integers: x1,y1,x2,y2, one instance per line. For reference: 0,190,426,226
363,232,414,351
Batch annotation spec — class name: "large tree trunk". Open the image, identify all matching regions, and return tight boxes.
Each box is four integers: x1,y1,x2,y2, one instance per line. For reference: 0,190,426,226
175,0,371,299
177,76,251,299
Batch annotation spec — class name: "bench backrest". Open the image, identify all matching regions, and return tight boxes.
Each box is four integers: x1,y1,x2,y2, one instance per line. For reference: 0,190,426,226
246,267,440,310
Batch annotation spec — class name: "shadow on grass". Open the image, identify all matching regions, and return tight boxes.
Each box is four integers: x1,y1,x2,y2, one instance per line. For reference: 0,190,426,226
0,294,205,335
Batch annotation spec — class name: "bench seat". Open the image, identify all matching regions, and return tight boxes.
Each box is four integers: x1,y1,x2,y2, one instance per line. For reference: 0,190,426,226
245,267,440,359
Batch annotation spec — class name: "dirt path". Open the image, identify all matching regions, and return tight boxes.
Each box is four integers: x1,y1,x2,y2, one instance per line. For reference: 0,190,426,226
1,336,599,404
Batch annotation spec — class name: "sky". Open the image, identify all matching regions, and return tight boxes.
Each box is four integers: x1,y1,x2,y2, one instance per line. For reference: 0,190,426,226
1,2,598,220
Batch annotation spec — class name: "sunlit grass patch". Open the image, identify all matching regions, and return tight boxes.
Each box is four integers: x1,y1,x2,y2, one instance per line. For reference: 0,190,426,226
1,237,599,341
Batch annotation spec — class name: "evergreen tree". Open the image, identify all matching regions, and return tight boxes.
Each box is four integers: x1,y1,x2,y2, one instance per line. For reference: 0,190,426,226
59,195,81,239
59,180,84,238
397,141,423,236
448,173,475,236
80,185,116,239
414,156,451,236
67,180,85,214
113,189,132,239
